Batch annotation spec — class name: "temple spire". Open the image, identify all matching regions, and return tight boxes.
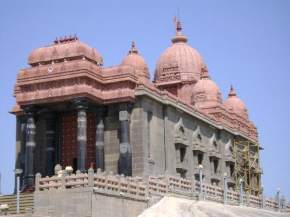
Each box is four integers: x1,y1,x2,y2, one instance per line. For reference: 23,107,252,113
176,20,182,32
128,41,138,54
172,17,188,43
228,85,237,97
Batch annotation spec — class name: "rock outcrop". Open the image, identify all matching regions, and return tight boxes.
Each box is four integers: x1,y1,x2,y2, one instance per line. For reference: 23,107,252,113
139,197,290,217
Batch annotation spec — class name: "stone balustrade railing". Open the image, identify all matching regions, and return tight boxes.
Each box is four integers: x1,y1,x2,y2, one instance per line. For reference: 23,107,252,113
35,170,290,213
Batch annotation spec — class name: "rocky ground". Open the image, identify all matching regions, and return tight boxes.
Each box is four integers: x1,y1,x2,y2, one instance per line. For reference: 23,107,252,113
139,196,290,217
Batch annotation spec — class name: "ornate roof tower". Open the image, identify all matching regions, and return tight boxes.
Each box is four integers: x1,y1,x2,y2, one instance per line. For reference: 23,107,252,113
154,19,203,86
121,41,150,79
192,64,222,109
223,85,249,119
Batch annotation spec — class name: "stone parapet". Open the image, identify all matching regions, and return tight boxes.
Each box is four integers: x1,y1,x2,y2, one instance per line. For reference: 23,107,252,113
35,171,289,213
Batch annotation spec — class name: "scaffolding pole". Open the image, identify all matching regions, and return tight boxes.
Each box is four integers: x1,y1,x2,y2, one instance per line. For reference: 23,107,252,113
233,140,262,196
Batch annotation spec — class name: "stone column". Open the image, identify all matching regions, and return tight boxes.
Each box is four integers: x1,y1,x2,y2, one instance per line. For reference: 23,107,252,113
45,113,56,176
14,116,26,192
74,99,88,172
95,107,105,170
24,110,36,188
118,103,132,176
19,118,26,190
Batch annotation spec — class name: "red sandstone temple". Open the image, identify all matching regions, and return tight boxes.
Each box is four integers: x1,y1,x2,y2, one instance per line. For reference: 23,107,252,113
12,20,260,195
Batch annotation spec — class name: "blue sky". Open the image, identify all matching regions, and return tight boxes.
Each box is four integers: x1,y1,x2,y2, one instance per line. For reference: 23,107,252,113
0,0,289,199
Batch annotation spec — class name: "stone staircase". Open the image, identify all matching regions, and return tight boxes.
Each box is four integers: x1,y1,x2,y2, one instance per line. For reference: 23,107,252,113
0,193,34,215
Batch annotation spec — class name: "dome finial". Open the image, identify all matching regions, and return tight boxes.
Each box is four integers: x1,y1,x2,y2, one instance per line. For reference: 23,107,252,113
176,19,182,33
200,64,210,79
129,41,138,54
172,17,188,43
228,85,237,97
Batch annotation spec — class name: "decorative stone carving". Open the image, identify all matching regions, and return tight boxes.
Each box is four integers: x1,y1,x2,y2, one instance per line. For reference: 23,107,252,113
225,139,234,162
174,117,188,146
119,110,129,121
192,125,205,152
209,132,221,159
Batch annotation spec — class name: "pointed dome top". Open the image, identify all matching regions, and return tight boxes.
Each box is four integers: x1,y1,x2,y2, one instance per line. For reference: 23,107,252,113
224,85,248,119
192,64,222,108
121,41,150,79
128,41,138,54
228,85,236,97
154,19,203,84
171,19,188,43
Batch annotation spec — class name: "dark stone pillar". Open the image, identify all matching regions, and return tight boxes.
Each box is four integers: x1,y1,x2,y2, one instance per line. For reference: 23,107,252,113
95,107,105,170
45,113,56,176
14,116,26,193
74,99,88,172
19,118,26,190
118,103,132,176
24,110,36,188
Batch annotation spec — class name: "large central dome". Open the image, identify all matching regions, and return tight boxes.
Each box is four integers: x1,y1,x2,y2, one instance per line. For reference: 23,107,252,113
154,21,203,84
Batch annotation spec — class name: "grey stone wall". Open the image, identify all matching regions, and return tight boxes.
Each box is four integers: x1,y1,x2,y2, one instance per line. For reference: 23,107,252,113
135,95,238,187
139,97,165,176
34,188,148,217
92,193,147,217
130,99,145,176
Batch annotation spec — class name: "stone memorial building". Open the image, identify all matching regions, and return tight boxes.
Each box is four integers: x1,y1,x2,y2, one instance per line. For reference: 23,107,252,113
12,20,261,195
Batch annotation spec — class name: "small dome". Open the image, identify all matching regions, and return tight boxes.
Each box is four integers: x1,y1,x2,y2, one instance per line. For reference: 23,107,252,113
28,36,103,66
155,20,203,84
121,42,150,79
192,65,222,108
224,86,248,119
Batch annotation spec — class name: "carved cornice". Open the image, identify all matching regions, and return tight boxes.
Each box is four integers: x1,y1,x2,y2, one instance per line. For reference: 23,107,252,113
13,59,258,142
135,85,258,143
14,60,137,107
197,105,258,141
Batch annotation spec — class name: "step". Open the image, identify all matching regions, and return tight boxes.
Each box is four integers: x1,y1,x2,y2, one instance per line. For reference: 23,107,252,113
0,193,34,214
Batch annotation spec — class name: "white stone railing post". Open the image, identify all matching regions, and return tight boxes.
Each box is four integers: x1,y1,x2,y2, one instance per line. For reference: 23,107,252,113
260,185,265,208
145,177,149,198
104,173,108,190
223,173,227,204
239,178,244,205
117,175,121,194
198,165,204,200
246,192,250,206
165,175,169,194
35,173,41,191
88,167,94,187
61,174,66,190
191,176,195,197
